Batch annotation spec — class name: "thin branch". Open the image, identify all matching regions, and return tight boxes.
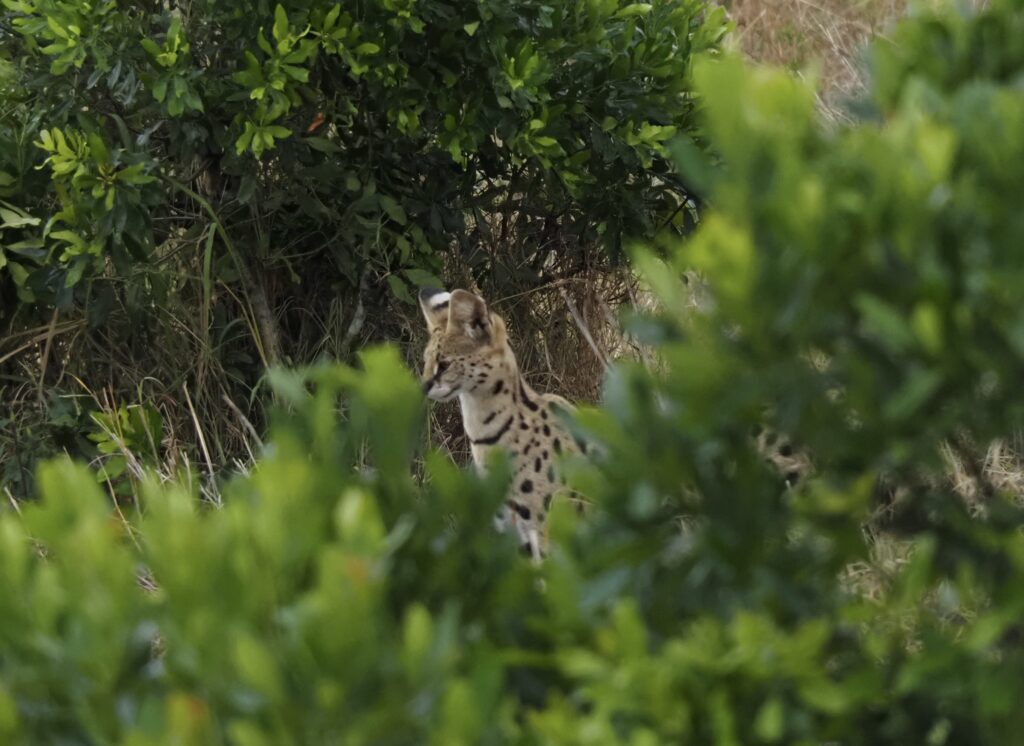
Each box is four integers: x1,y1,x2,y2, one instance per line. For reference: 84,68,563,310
559,285,610,371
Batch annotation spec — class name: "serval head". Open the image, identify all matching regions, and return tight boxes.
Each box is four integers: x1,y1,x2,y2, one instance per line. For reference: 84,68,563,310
417,288,515,402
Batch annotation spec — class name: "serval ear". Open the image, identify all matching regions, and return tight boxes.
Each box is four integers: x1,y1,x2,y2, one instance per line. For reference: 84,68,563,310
418,287,451,332
447,289,491,341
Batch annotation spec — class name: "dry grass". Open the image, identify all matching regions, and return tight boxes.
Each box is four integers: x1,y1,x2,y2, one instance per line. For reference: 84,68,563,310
725,0,908,123
725,0,991,123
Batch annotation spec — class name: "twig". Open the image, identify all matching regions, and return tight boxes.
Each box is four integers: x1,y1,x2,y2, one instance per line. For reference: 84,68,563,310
221,392,264,452
5,486,21,514
36,309,60,402
558,286,610,371
183,383,216,489
0,320,85,366
341,271,368,359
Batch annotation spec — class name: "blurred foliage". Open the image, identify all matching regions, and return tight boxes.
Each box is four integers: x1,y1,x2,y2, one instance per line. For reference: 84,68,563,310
3,0,1024,744
0,0,726,496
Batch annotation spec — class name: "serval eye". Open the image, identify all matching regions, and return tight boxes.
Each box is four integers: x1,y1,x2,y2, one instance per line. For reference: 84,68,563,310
437,359,450,373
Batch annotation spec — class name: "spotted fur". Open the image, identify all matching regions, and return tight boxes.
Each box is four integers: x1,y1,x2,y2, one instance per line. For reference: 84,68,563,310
419,288,580,560
754,425,813,488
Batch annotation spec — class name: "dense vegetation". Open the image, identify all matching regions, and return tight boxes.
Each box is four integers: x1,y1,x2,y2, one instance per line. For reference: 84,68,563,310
2,0,1024,743
0,0,725,493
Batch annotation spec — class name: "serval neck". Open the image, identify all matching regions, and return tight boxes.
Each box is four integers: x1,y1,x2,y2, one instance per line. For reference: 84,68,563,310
458,357,538,447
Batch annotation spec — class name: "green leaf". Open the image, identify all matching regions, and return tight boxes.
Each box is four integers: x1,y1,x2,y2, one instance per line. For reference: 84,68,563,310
615,3,653,17
167,94,184,117
152,77,168,102
238,174,257,204
236,122,256,155
306,136,341,153
324,5,341,31
265,125,292,139
64,256,88,287
447,138,462,161
379,195,407,225
272,4,289,46
463,21,480,36
798,680,850,715
387,274,413,304
233,634,283,702
402,604,433,677
0,203,40,229
257,29,274,56
95,455,127,482
281,64,309,82
884,368,943,422
7,260,29,287
669,137,717,195
855,294,915,354
911,302,943,356
184,89,204,112
46,15,69,39
118,163,156,185
754,697,785,743
403,268,442,288
86,133,110,166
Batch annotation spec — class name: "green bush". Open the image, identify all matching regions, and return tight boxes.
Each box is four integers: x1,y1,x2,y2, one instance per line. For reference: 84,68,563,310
1,0,726,300
3,0,1024,744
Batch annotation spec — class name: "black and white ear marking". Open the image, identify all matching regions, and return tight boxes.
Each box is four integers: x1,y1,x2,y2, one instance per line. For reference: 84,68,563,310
448,289,491,340
418,287,451,330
